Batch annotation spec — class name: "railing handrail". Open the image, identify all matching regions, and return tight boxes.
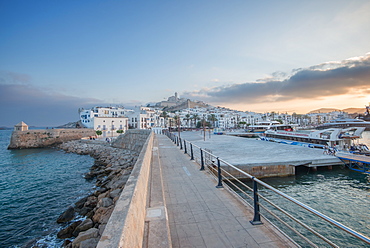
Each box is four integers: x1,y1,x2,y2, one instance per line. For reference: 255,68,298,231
165,131,370,246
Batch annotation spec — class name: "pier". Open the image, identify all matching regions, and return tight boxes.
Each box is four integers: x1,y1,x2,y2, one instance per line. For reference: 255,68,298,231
180,131,342,177
336,152,370,173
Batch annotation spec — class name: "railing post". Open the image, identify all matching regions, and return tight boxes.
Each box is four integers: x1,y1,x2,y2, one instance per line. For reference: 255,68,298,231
250,177,263,225
184,140,187,154
179,138,182,149
200,149,205,171
190,143,194,160
216,157,223,188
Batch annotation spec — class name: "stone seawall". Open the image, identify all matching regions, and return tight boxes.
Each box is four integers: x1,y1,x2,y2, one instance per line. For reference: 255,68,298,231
111,129,151,153
7,128,96,149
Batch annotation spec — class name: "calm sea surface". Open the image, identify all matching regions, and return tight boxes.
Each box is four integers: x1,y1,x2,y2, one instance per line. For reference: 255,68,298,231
235,131,370,247
0,130,369,247
0,130,95,247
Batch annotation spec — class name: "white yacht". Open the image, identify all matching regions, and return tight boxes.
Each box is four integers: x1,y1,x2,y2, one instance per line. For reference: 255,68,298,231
260,125,366,150
316,118,370,131
246,120,283,133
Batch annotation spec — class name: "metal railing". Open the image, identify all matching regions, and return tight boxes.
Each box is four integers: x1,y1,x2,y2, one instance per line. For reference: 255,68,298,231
164,131,370,247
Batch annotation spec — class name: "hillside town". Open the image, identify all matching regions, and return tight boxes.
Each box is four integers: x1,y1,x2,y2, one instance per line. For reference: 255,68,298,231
77,93,364,137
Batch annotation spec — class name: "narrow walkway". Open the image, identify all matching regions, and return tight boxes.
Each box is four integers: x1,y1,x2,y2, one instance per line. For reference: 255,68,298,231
154,134,298,248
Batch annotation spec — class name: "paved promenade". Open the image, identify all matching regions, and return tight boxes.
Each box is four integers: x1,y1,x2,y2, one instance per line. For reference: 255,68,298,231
152,134,298,248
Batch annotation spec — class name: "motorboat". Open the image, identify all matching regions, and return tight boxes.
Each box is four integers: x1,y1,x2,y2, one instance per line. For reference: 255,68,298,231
213,128,225,135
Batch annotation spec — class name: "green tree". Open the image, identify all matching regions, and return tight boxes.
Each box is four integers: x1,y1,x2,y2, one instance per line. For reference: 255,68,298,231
160,111,169,128
207,114,218,128
116,129,124,133
96,130,102,136
192,114,199,128
173,115,181,137
185,114,191,128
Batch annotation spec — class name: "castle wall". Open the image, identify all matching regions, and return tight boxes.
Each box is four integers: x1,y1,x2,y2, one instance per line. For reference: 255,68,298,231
7,129,96,149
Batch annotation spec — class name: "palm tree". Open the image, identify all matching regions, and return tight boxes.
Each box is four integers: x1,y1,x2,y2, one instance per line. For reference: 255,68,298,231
185,114,191,128
160,111,169,128
192,114,199,129
173,115,181,137
207,114,218,128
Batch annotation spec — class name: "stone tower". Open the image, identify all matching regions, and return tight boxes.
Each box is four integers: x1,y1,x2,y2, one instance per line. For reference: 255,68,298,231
14,121,28,131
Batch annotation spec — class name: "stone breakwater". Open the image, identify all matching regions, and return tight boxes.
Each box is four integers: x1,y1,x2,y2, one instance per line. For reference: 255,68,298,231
55,140,140,248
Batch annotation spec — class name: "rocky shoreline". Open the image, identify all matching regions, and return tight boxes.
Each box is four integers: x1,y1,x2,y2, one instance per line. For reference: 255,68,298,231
54,140,139,248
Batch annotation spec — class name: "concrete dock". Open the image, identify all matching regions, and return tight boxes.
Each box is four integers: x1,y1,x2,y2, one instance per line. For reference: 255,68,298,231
152,134,298,247
178,131,342,177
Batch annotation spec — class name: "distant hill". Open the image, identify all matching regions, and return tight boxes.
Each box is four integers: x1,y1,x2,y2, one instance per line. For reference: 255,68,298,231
307,108,340,114
308,107,365,114
342,108,365,114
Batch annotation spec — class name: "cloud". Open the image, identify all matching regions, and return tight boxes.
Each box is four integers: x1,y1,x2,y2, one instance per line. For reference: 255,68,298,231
0,72,102,127
182,53,370,105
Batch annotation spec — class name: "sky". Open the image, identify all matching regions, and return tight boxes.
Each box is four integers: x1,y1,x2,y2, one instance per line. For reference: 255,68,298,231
1,0,370,127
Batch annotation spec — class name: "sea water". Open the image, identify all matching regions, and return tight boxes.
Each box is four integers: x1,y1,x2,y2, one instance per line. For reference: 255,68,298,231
0,130,95,247
236,131,370,247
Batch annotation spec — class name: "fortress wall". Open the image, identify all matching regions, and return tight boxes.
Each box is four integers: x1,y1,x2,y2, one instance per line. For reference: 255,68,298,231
7,128,96,149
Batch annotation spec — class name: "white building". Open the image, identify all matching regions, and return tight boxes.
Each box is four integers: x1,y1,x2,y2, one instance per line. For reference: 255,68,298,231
79,106,130,137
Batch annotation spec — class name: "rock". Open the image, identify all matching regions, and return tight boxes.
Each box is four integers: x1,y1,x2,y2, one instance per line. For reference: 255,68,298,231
57,220,82,239
97,192,109,201
79,238,100,248
75,196,88,209
72,228,99,248
92,206,114,224
97,197,113,208
73,218,94,237
105,174,129,190
77,206,93,216
84,196,98,209
62,239,72,247
57,206,75,223
98,224,106,236
109,189,121,199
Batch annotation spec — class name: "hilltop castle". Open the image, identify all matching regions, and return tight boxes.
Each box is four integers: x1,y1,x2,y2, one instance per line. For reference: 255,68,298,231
155,92,208,111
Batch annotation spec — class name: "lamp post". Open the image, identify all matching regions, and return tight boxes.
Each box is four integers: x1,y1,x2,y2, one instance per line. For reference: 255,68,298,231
111,120,114,138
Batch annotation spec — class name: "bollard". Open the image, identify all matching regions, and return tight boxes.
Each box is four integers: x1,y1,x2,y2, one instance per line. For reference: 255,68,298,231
250,178,263,225
216,157,223,188
200,149,205,171
184,140,187,154
190,143,194,160
179,138,183,149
